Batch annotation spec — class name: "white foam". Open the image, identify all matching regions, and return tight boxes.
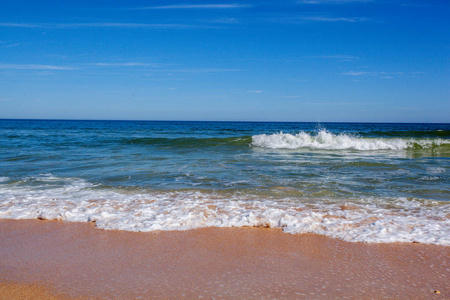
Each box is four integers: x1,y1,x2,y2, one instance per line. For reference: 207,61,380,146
251,130,446,151
0,176,449,245
427,167,446,174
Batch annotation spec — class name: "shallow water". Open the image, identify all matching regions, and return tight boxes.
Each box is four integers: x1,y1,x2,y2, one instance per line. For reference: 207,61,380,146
0,120,449,244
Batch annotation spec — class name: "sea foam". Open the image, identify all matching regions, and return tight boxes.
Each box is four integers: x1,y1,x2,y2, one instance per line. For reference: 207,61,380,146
1,175,449,245
251,130,445,150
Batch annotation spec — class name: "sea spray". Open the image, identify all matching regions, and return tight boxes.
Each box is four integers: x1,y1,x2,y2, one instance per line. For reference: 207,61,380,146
252,130,446,150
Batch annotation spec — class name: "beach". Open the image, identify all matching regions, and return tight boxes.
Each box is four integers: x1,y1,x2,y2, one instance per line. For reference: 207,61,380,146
1,120,449,298
2,0,449,296
1,219,448,299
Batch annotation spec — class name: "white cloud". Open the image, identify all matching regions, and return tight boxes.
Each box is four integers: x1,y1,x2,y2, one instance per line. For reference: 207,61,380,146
309,55,360,60
0,23,41,28
257,16,368,24
340,71,405,78
0,42,22,48
91,63,157,67
206,18,239,24
137,4,251,9
163,68,242,73
302,16,366,22
0,64,75,70
0,16,367,30
0,23,209,29
247,90,263,93
64,23,201,29
341,71,373,76
0,63,240,74
305,101,374,105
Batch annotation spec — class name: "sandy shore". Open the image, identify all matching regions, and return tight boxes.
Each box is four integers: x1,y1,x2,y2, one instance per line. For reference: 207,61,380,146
0,219,448,299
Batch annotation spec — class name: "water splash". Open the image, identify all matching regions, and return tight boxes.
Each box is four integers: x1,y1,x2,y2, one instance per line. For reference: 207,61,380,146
252,130,447,151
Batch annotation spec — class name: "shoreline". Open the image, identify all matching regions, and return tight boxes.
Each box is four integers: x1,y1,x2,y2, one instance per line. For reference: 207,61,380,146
0,219,448,299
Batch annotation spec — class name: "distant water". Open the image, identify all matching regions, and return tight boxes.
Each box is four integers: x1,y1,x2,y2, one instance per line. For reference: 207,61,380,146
1,120,449,245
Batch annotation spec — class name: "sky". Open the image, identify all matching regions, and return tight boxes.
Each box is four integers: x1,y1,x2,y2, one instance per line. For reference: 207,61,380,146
0,0,449,122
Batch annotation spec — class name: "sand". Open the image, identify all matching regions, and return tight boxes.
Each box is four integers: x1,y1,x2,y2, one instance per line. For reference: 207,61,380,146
0,219,448,299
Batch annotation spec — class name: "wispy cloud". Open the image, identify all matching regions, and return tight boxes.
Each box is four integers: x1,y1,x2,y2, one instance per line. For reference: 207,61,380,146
0,16,367,30
305,101,374,106
91,62,159,67
399,3,434,7
247,90,263,93
302,16,367,22
3,43,22,48
308,55,360,61
256,16,368,24
0,64,75,70
206,18,239,24
164,68,242,73
0,63,240,74
341,71,404,76
341,71,372,76
0,23,41,28
341,71,405,78
0,23,211,29
136,4,251,10
0,41,22,48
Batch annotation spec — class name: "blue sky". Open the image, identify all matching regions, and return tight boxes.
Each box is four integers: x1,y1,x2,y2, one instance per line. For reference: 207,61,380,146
0,0,449,122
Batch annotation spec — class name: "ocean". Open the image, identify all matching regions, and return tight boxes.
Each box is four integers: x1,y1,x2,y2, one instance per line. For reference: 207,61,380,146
0,119,449,245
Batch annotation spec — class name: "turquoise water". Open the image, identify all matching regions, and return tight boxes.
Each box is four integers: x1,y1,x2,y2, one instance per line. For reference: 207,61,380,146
1,120,449,244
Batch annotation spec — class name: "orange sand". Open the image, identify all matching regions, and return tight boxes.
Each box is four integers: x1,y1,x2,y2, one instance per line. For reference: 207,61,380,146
0,219,448,299
0,283,62,300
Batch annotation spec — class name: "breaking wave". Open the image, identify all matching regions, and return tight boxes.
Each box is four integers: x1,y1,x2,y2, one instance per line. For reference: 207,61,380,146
252,130,448,151
0,175,449,245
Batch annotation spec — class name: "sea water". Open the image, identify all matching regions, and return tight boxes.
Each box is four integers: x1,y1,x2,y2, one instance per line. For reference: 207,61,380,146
0,120,449,245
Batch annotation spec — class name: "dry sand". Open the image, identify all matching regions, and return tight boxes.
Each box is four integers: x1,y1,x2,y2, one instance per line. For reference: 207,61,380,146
0,219,448,299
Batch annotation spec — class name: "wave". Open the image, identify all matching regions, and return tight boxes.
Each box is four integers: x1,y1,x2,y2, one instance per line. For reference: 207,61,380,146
122,136,252,148
365,130,450,138
0,175,449,245
252,130,449,151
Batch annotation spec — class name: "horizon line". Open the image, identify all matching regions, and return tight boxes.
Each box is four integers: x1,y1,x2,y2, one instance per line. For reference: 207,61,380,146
0,118,448,125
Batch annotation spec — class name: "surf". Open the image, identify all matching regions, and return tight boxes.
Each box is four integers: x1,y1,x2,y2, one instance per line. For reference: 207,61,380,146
251,130,448,151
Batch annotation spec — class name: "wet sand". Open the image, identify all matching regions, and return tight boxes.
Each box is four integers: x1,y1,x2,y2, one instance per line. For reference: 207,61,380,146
0,219,448,299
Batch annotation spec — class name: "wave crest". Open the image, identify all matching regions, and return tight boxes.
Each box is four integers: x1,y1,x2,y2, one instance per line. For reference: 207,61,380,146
251,130,446,151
